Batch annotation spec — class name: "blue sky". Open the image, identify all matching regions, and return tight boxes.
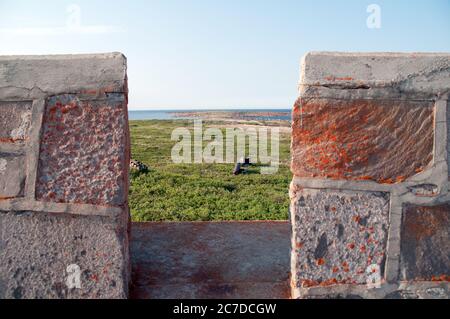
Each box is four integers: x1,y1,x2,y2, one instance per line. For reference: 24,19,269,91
0,0,449,110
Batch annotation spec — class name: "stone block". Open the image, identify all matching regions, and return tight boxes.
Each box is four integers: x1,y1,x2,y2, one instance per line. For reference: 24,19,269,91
400,204,450,281
291,187,389,288
291,98,434,183
0,53,127,99
300,52,450,99
0,210,129,299
0,153,26,198
0,101,32,143
36,94,128,206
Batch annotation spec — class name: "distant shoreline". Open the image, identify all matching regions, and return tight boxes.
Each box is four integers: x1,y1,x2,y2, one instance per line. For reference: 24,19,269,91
128,109,291,121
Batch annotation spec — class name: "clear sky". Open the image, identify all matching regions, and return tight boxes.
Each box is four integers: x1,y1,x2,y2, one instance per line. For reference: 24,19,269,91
0,0,449,110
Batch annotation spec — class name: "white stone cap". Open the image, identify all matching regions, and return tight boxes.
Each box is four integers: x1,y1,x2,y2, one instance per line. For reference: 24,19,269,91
0,52,127,98
300,51,450,98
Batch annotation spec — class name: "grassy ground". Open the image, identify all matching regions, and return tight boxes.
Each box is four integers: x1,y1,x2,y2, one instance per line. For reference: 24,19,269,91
129,119,291,221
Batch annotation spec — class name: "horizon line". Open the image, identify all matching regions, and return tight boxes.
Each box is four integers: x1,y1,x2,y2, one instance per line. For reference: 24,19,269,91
128,107,292,111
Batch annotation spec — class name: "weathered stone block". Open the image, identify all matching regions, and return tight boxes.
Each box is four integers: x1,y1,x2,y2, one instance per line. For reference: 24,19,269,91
300,52,450,100
0,210,129,299
0,101,32,143
291,187,389,288
36,94,128,206
0,53,128,99
291,99,434,183
0,153,26,198
400,204,450,281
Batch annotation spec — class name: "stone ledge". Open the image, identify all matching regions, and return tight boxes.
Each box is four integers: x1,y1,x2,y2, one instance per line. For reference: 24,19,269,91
300,52,450,100
0,198,124,217
130,221,291,299
294,281,450,299
0,53,127,100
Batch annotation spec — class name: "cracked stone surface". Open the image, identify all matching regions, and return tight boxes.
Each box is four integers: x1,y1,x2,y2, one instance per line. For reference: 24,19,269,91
0,153,25,198
299,52,450,99
0,101,32,143
36,94,128,206
291,187,389,288
401,204,450,281
0,210,129,299
0,53,127,99
291,98,434,183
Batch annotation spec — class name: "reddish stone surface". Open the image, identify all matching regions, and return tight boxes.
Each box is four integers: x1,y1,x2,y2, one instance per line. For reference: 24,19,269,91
291,98,434,183
130,221,291,299
36,94,129,206
401,204,450,281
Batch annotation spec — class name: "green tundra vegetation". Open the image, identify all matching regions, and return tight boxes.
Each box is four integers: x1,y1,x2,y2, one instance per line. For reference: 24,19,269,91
129,119,291,221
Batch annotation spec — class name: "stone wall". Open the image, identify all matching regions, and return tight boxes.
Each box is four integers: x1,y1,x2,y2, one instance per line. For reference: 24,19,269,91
290,52,450,299
0,53,130,298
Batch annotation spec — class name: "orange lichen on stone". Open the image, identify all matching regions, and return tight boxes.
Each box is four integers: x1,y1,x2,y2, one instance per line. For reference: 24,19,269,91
0,196,15,200
353,216,366,225
396,176,407,183
379,178,395,184
300,279,319,288
301,277,357,288
316,258,326,266
291,98,434,183
0,137,21,143
431,275,450,282
358,176,374,181
293,189,389,288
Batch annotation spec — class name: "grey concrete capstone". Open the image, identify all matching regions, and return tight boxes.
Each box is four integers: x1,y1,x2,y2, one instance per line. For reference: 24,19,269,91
0,53,130,299
0,53,127,100
299,52,450,100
